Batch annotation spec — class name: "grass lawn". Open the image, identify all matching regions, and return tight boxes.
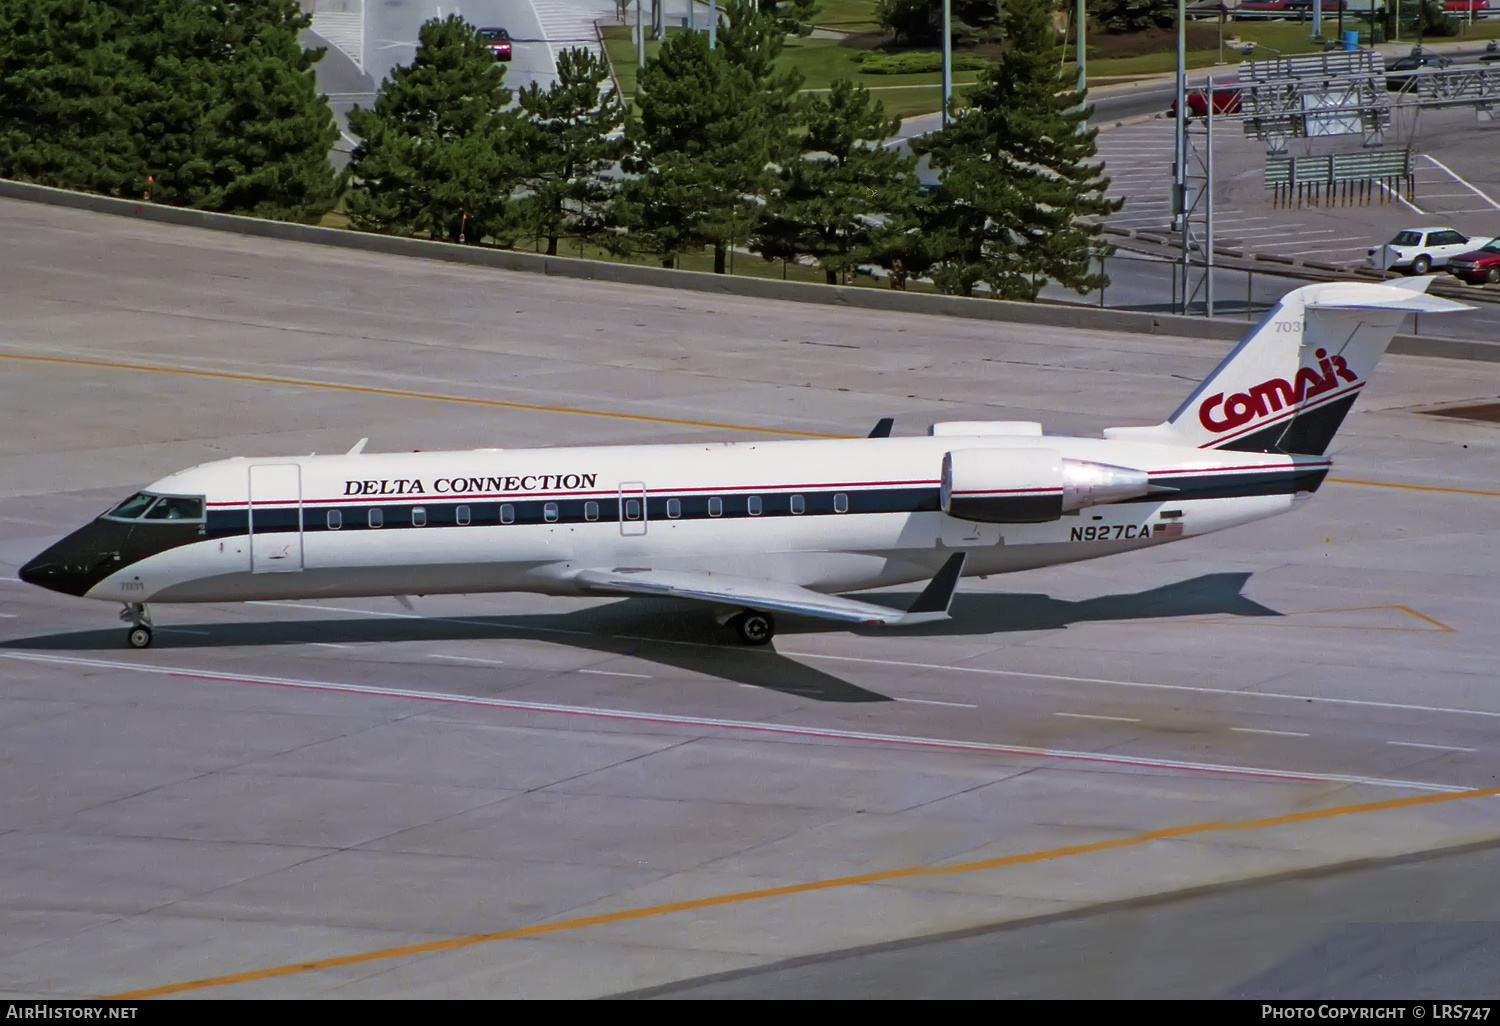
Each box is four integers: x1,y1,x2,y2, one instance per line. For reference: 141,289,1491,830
809,0,882,32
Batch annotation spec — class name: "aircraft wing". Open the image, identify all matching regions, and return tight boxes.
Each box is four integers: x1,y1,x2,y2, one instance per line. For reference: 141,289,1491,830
574,553,966,627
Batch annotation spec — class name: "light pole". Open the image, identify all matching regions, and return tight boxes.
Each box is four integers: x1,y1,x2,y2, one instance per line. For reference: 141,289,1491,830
709,0,717,48
941,0,952,127
637,0,645,67
1173,0,1186,238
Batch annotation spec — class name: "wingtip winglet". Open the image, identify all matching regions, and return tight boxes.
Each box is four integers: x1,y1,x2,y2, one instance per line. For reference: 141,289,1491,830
901,551,967,621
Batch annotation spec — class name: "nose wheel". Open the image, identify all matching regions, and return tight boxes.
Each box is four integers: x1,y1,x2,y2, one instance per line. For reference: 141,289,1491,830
730,610,775,646
120,603,153,649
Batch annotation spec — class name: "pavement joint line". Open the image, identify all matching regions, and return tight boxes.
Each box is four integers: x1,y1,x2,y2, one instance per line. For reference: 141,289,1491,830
100,782,1500,999
0,651,1467,794
783,651,1497,722
0,352,846,440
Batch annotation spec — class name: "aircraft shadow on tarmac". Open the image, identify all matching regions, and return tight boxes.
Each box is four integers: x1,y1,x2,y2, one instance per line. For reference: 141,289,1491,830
5,572,1276,704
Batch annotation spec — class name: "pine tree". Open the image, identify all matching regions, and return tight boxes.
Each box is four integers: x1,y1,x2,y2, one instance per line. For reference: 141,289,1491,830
170,1,340,221
614,3,796,273
510,48,628,256
754,80,918,285
0,1,340,221
0,0,142,195
916,0,1119,300
346,15,516,242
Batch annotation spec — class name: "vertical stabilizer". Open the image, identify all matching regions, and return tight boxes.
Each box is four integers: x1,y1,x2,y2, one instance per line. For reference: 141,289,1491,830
1106,280,1472,455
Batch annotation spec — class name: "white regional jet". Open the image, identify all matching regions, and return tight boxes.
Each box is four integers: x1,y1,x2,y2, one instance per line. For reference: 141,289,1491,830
20,279,1467,649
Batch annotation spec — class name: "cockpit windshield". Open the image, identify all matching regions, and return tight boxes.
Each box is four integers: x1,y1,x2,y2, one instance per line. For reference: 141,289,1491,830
104,492,205,521
106,492,157,519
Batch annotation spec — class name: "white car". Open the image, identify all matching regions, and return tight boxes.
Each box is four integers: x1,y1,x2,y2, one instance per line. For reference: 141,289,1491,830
1369,227,1495,274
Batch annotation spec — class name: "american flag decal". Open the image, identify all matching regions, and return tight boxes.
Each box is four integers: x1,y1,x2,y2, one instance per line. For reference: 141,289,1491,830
1154,522,1184,538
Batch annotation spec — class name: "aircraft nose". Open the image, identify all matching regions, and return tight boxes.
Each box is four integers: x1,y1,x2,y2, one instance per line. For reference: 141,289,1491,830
17,525,121,597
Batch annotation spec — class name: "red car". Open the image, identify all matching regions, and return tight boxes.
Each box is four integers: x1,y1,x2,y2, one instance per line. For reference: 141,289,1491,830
478,27,512,62
1170,86,1242,117
1446,240,1500,285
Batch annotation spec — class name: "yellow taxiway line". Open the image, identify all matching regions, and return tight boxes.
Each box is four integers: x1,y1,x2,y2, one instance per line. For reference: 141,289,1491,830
105,783,1500,999
7,352,1500,499
0,352,847,439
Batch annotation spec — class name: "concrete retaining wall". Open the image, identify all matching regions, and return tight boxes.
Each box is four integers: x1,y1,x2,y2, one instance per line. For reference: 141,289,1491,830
3,177,1494,361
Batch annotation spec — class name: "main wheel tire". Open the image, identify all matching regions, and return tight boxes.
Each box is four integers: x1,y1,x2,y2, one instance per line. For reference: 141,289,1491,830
1411,255,1431,275
1487,267,1500,285
732,611,775,646
127,626,153,649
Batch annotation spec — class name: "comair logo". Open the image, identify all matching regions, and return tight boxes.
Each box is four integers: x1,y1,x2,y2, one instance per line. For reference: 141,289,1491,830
1198,348,1358,433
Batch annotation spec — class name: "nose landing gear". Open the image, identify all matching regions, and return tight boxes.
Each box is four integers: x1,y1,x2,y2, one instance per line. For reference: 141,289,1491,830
120,603,153,648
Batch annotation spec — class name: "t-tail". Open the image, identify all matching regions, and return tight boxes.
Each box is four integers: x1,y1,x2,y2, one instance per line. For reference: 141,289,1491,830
1105,278,1472,455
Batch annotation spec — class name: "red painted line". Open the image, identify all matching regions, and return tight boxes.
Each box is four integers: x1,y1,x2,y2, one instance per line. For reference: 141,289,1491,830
208,479,945,509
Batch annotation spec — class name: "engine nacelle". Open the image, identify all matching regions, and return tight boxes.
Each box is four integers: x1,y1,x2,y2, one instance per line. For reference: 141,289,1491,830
941,449,1152,524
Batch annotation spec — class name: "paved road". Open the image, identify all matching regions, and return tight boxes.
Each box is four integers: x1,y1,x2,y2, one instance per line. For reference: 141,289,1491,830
4,197,1500,997
624,839,1500,998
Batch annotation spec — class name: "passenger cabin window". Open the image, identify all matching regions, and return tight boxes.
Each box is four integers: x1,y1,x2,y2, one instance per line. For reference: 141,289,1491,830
456,505,470,526
666,498,681,519
142,496,205,520
368,508,383,528
500,504,515,524
544,502,559,523
708,497,723,517
105,492,158,520
834,492,849,513
412,506,427,527
747,496,762,516
624,499,642,521
327,509,342,530
584,501,599,522
790,494,805,515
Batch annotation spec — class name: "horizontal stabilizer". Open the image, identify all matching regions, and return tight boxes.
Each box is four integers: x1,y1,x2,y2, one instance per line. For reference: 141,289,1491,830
575,559,967,627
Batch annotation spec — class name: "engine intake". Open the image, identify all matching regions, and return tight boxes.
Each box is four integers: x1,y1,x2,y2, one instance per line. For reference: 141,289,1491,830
941,449,1151,524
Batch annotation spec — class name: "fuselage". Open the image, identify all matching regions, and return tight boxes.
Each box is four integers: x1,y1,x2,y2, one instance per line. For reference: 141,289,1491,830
20,432,1330,606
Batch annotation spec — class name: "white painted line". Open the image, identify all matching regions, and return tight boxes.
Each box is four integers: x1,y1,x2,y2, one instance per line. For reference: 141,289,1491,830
0,652,1467,793
1232,727,1311,738
894,697,980,709
431,654,507,666
1387,740,1478,753
309,642,352,649
782,651,1500,723
0,613,18,617
1423,155,1500,211
1057,712,1141,723
1378,182,1424,215
578,668,653,679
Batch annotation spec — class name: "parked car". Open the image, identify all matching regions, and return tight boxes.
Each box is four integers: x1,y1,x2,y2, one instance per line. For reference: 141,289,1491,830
1169,86,1243,116
1369,227,1496,274
1385,50,1453,91
1447,240,1500,285
477,27,512,61
1233,0,1298,18
1442,0,1491,12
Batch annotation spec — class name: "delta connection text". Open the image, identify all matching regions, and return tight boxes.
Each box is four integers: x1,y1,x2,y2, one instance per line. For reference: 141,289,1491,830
343,473,600,496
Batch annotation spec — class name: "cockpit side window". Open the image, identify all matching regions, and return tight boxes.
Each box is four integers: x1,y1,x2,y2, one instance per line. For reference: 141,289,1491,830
105,492,157,519
141,496,205,521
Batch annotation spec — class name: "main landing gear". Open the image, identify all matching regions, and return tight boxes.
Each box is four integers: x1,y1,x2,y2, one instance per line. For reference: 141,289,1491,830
121,603,153,649
729,610,775,646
